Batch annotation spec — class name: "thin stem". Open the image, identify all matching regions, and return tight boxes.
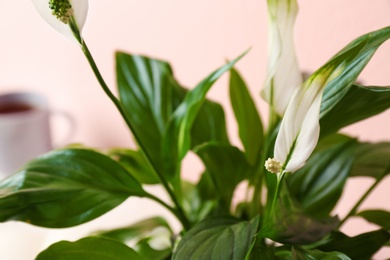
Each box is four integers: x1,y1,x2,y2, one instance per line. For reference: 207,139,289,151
249,117,279,218
339,172,387,227
268,171,285,221
72,30,190,229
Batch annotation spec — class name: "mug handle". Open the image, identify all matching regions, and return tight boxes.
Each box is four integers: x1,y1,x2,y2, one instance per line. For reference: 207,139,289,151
49,110,76,148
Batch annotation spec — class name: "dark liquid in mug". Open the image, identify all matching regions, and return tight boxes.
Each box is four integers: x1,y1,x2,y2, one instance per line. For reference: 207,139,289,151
0,103,35,114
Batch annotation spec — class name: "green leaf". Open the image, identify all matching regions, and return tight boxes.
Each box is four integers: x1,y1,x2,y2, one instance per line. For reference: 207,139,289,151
229,67,263,166
194,142,252,211
108,148,159,184
181,180,216,224
116,53,182,176
292,247,351,260
0,149,146,228
288,139,357,218
261,181,339,245
36,236,144,260
316,230,390,259
357,210,390,229
131,237,172,260
162,51,248,178
93,217,173,260
320,26,390,119
172,216,259,260
93,217,172,243
349,142,390,179
191,97,230,148
320,84,390,136
116,52,235,181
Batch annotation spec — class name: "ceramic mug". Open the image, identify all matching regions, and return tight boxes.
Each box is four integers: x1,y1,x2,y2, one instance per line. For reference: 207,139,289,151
0,92,74,178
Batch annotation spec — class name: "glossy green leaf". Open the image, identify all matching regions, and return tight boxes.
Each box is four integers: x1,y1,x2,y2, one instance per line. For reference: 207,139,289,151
116,53,182,176
357,210,390,229
172,216,259,260
162,51,247,177
195,142,252,211
117,52,234,181
288,139,357,218
36,236,144,260
349,142,390,179
320,26,390,119
292,247,351,260
261,181,339,245
108,148,159,184
316,230,390,259
320,84,390,136
0,149,146,228
93,217,173,260
229,67,263,166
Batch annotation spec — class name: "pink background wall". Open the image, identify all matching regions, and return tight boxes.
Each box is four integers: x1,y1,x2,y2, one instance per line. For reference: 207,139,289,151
0,0,390,258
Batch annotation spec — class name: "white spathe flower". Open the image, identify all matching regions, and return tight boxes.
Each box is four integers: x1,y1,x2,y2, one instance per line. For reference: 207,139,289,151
262,0,302,116
31,0,89,42
270,67,340,173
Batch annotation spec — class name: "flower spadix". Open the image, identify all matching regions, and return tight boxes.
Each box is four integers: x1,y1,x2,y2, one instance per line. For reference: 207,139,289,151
31,0,89,42
262,0,302,116
267,66,341,174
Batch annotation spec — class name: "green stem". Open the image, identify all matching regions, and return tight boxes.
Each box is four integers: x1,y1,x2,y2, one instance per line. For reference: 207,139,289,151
249,116,279,218
339,172,387,227
70,20,190,229
250,168,264,218
268,171,285,221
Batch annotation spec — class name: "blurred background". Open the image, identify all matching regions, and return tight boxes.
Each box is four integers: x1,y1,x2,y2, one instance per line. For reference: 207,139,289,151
0,0,390,258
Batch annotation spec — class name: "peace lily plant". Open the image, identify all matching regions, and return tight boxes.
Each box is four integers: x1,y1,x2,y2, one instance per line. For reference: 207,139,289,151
1,0,390,259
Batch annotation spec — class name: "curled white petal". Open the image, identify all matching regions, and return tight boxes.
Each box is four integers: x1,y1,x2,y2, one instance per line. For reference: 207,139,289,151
274,69,337,173
262,0,302,116
31,0,89,41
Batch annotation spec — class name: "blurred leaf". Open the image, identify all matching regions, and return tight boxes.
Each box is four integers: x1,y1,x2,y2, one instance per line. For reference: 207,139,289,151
93,217,173,260
229,67,263,166
292,247,351,260
162,51,247,178
93,216,172,243
349,142,390,179
0,149,146,228
320,26,390,119
36,236,144,260
195,142,252,211
320,84,390,136
108,148,159,184
316,230,390,259
172,216,259,260
181,180,216,224
132,237,172,260
261,181,339,245
357,210,390,229
315,134,354,152
191,98,230,148
288,139,357,218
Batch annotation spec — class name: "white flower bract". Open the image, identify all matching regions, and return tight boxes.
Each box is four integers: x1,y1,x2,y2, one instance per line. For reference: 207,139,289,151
272,67,340,173
262,0,302,116
31,0,89,42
